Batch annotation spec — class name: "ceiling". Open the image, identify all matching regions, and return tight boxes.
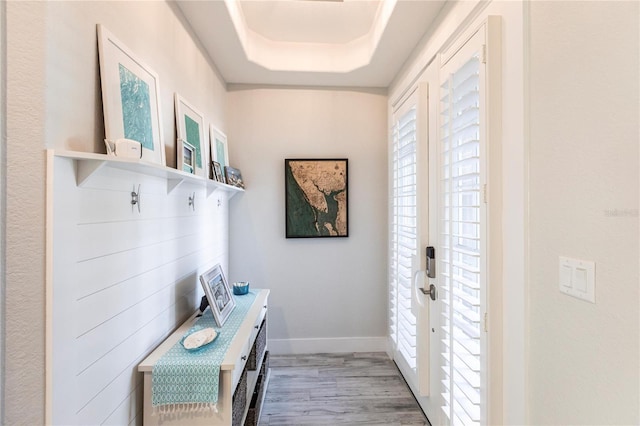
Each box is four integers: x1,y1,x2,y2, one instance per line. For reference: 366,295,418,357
177,0,446,88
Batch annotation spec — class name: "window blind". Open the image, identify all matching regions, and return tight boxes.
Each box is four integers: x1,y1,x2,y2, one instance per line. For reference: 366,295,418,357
440,52,483,426
390,105,418,370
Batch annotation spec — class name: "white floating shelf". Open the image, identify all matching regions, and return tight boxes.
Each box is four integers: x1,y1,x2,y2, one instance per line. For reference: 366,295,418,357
53,150,245,198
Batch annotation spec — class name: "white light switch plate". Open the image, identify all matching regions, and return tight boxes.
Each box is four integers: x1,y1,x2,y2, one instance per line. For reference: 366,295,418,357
559,256,595,303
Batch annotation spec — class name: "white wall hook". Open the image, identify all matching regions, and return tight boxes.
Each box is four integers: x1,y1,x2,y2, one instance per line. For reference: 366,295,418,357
189,192,196,211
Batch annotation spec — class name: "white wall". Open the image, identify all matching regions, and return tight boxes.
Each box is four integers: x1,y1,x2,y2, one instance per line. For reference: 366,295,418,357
227,87,389,353
5,2,227,423
528,2,639,424
0,0,5,421
49,156,228,425
5,2,48,424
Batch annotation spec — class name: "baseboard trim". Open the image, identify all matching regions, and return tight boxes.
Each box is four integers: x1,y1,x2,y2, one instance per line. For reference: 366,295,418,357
268,337,388,355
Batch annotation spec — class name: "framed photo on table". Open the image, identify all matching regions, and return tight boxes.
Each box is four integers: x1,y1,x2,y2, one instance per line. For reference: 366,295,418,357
97,24,166,165
175,94,207,177
200,264,236,327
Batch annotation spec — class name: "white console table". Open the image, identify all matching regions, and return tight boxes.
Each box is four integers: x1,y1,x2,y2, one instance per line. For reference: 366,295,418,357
138,289,270,426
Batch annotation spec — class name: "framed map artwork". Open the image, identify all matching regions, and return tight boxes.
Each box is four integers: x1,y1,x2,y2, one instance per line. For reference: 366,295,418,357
285,159,348,238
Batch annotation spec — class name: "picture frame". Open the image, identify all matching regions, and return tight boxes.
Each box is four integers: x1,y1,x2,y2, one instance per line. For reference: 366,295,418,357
210,125,229,170
181,141,195,174
285,158,348,238
97,24,166,165
199,264,236,327
175,94,207,177
212,161,225,183
224,166,245,189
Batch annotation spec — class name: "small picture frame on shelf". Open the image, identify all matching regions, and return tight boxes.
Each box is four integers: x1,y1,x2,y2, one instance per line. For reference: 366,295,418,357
175,93,207,177
181,141,195,174
212,161,225,183
224,166,244,189
200,264,236,327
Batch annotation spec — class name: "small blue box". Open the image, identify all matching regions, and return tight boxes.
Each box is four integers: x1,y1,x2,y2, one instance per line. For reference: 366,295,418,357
233,282,250,295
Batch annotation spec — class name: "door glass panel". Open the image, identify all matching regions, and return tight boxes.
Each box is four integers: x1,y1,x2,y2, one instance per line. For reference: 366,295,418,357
440,51,483,426
390,105,418,371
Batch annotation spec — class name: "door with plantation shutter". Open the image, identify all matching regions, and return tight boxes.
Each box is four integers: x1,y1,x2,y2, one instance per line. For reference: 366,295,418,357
389,91,420,388
435,26,488,426
391,20,498,425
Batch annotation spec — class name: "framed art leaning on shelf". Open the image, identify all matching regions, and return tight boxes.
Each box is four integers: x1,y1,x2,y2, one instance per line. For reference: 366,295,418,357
210,126,229,170
97,24,166,165
224,166,244,189
175,94,207,177
212,161,225,183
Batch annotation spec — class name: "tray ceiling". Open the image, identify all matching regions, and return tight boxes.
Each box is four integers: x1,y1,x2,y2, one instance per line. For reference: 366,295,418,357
176,0,446,88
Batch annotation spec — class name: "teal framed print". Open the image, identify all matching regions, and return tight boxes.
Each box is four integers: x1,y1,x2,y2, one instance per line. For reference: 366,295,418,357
97,25,165,165
175,94,206,177
210,126,229,171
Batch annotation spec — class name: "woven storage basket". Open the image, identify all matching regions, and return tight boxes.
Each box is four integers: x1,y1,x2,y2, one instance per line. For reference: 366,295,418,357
244,373,266,426
232,366,248,426
259,351,269,377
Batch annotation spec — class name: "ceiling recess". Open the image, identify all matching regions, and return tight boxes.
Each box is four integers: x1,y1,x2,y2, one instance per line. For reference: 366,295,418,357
177,0,446,87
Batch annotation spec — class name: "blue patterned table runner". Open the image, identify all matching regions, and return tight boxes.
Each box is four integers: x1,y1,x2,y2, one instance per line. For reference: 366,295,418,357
152,291,257,412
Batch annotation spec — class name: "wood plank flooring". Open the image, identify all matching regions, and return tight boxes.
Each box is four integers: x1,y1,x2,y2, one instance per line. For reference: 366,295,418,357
258,353,428,426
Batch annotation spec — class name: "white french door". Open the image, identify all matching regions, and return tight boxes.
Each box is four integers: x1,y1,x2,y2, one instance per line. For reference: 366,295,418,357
390,22,495,426
389,90,420,387
435,26,488,426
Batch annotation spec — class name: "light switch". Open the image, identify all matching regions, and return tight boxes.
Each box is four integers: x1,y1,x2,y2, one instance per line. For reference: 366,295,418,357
559,256,595,303
560,264,572,288
574,267,588,293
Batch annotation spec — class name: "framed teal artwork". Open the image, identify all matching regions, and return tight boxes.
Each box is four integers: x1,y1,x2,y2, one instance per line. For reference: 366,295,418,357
97,25,165,165
175,94,207,177
210,126,229,171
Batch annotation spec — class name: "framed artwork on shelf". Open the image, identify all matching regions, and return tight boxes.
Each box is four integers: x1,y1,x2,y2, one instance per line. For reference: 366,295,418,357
175,94,207,177
97,24,166,165
210,126,229,170
212,161,225,183
200,264,236,327
285,158,348,238
224,166,244,189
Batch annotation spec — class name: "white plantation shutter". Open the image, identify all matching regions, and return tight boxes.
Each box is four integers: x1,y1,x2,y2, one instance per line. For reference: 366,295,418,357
440,47,484,426
390,104,418,370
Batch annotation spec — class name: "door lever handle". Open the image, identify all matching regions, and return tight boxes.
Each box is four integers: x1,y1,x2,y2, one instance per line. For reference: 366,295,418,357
420,284,437,301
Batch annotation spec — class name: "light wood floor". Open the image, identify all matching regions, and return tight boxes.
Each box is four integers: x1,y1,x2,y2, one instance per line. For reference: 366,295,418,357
258,352,429,426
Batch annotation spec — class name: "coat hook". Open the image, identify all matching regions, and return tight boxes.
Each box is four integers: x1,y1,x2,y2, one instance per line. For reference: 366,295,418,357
217,198,221,207
131,184,141,213
189,192,196,211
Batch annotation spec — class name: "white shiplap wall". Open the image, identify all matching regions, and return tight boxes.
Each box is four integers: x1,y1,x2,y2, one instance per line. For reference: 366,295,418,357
49,155,230,425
